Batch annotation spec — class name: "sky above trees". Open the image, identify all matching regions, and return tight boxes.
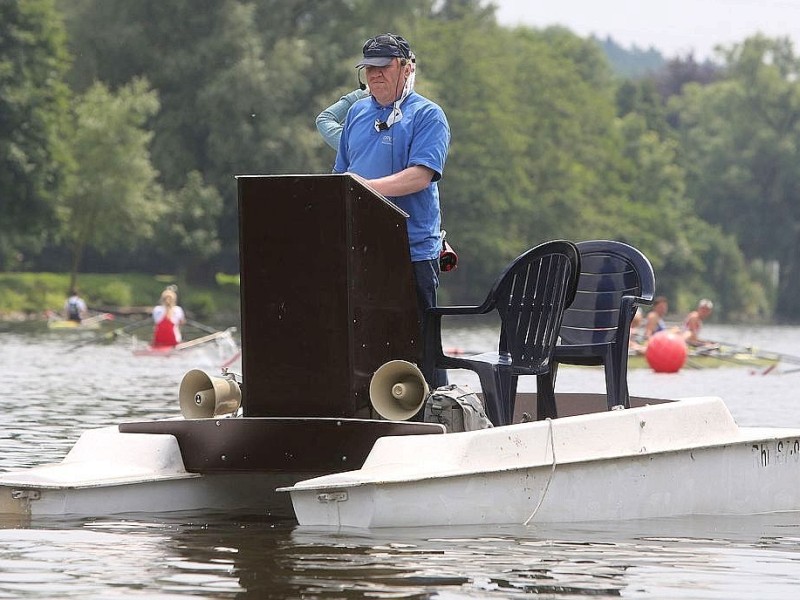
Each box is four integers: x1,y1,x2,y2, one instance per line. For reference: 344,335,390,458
493,0,800,60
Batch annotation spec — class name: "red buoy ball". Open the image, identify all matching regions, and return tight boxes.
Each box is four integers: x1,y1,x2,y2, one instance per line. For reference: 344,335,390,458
645,331,688,373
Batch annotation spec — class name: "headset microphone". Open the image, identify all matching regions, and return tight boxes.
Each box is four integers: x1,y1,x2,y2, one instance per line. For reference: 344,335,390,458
357,69,366,91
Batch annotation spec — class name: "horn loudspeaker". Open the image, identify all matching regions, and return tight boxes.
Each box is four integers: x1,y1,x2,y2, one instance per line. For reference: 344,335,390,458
369,360,429,421
179,369,242,419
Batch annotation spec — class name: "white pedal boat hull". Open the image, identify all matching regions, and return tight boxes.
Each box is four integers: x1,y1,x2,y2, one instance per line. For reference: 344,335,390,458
0,426,296,522
285,397,800,529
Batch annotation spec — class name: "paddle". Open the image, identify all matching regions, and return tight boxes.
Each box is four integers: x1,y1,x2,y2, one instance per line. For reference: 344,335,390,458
173,328,236,351
682,357,705,370
70,316,153,350
690,344,772,365
706,339,800,366
700,337,800,375
80,312,114,326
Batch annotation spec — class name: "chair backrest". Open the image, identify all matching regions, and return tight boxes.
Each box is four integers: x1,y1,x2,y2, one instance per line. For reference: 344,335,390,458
559,240,655,346
491,240,580,372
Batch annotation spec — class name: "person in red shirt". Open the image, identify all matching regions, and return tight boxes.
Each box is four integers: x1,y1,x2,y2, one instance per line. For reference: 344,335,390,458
151,287,186,347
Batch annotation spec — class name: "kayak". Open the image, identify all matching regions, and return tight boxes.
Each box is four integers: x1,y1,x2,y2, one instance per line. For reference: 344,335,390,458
47,313,114,330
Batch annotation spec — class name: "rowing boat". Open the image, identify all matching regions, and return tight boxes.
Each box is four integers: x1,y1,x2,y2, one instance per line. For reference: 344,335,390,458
627,348,779,370
131,327,241,365
446,346,780,370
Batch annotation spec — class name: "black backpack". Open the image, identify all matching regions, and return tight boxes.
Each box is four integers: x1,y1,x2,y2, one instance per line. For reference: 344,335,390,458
67,299,81,321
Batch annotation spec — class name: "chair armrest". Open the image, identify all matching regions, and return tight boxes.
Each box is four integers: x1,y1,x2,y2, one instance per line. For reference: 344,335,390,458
617,295,652,328
615,294,652,357
618,296,639,325
421,301,494,385
427,294,496,317
421,296,496,384
427,304,491,316
630,294,653,308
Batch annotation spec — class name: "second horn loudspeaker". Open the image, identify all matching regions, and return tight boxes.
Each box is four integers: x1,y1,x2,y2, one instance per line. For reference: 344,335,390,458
369,360,429,421
179,369,242,419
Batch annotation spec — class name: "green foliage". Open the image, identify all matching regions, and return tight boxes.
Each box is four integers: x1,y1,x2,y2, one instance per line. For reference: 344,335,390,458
216,273,240,287
0,0,72,268
61,78,163,286
651,54,721,101
0,287,31,316
183,292,217,320
596,36,666,78
0,2,792,321
672,35,800,318
0,272,240,325
0,272,77,317
93,280,132,307
152,170,222,283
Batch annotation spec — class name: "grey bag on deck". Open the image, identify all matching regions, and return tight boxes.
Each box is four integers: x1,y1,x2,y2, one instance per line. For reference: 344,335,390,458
423,384,493,432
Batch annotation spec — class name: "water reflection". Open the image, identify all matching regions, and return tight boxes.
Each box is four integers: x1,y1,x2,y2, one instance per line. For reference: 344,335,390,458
7,513,787,599
281,516,800,598
0,504,799,597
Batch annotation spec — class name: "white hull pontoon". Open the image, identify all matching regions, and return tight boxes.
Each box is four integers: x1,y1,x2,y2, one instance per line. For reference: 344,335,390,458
0,416,441,523
0,427,290,521
284,396,800,529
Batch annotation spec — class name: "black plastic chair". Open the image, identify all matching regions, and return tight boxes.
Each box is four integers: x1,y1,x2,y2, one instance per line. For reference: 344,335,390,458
538,240,655,413
422,240,581,426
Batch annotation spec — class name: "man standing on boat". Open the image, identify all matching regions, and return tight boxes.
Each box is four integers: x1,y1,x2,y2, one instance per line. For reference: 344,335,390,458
332,33,450,331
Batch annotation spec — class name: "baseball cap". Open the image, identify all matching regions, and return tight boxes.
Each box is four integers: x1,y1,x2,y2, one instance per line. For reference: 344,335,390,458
356,33,412,68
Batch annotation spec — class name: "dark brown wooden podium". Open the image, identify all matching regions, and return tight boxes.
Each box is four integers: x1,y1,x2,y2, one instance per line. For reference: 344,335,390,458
119,174,443,482
237,175,420,417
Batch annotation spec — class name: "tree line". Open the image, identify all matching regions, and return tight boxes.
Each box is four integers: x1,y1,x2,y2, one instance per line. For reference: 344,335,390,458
2,0,799,321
